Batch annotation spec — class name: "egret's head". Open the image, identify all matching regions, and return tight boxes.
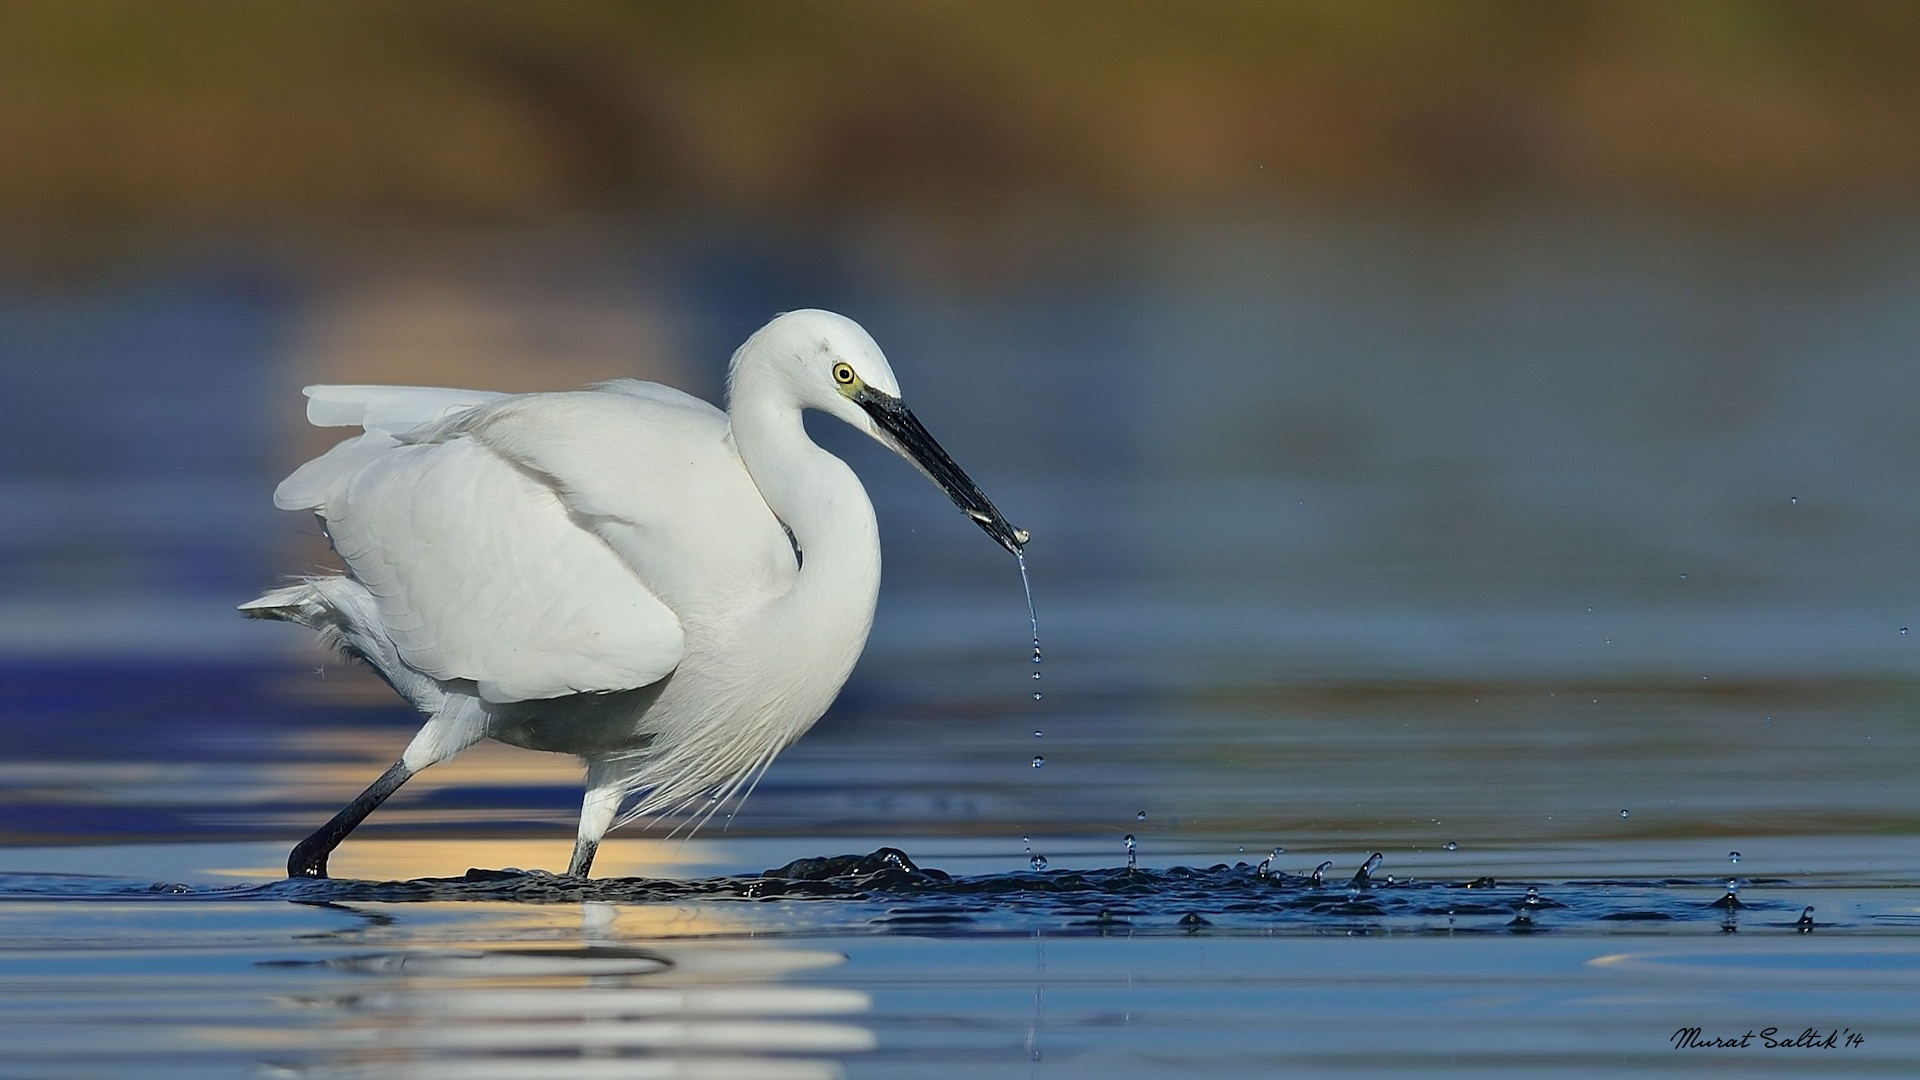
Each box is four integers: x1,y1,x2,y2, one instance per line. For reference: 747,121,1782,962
735,309,1027,555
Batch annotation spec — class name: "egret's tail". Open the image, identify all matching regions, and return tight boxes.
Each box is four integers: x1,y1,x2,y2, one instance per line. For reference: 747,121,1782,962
241,576,445,714
238,580,333,627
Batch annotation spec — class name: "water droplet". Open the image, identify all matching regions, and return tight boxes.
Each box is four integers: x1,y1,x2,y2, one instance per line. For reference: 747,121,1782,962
1619,809,1630,819
1679,573,1688,580
1033,730,1042,738
1031,671,1041,680
1029,854,1048,871
1790,496,1798,504
1136,810,1147,821
1030,756,1044,768
1015,552,1044,707
1728,851,1741,864
1525,886,1540,906
1444,841,1458,851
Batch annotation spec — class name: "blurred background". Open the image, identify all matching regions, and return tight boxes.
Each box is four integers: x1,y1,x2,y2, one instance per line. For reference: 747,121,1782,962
2,0,1919,865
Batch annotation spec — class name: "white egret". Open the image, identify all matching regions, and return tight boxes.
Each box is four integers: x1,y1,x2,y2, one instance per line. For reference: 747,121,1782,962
244,309,1026,879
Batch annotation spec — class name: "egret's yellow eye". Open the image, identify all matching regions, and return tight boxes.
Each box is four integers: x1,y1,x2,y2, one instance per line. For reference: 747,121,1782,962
832,362,856,386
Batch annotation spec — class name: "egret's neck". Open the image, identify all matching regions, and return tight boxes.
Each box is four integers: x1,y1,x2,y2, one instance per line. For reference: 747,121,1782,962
727,379,881,670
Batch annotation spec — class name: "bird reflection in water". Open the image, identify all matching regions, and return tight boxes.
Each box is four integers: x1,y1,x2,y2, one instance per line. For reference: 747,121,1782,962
273,903,873,1079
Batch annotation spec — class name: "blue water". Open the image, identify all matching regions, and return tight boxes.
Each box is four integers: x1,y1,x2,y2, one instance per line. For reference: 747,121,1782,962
2,205,1919,1075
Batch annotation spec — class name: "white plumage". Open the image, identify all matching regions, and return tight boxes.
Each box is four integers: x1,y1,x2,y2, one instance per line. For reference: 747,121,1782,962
246,309,1026,879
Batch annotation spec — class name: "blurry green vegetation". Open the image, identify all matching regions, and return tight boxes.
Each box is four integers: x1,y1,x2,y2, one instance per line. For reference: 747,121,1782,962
2,0,1919,220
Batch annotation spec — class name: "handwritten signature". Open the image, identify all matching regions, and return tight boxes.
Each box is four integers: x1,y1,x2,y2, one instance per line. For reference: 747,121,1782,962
1672,1027,1864,1050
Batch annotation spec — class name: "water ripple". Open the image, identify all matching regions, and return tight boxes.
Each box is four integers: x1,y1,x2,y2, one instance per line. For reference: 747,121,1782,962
0,848,1822,936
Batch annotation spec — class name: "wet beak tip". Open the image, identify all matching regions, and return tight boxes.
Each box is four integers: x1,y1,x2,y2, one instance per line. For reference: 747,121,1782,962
1014,527,1031,546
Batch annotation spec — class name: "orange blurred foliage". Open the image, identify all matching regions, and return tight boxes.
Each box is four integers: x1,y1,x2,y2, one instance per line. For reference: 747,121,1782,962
1,0,1918,220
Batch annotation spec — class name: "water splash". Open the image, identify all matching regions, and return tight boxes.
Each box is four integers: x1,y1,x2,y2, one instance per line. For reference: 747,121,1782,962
1123,834,1137,871
1253,847,1284,879
1309,861,1333,886
1348,852,1383,890
0,851,1841,938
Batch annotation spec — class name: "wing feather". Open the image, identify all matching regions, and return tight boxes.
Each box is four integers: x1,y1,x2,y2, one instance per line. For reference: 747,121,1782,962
321,437,684,702
279,380,793,704
445,383,797,616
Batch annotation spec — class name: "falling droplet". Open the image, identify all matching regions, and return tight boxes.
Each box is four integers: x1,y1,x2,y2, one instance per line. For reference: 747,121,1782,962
1029,854,1048,871
1016,554,1043,699
1525,886,1540,906
1678,573,1688,580
1728,851,1741,864
1030,755,1044,769
1136,810,1147,821
1790,496,1798,504
1619,809,1630,819
1444,841,1458,851
1031,671,1042,680
1123,834,1137,870
1309,860,1333,886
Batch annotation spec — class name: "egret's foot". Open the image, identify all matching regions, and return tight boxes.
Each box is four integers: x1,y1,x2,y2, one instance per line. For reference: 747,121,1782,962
284,759,414,881
287,839,331,879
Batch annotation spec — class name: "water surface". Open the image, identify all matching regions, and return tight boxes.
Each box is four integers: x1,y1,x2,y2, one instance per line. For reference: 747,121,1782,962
2,205,1918,1075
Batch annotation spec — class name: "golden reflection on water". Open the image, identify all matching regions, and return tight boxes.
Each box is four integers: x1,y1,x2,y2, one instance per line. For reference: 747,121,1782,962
210,838,728,882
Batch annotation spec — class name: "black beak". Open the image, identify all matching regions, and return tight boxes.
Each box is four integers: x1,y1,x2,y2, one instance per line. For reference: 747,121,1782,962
855,386,1028,555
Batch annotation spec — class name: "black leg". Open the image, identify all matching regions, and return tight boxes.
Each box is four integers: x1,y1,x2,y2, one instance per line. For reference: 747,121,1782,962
567,835,599,879
288,760,414,879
